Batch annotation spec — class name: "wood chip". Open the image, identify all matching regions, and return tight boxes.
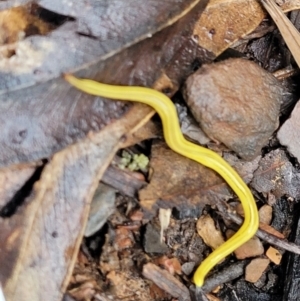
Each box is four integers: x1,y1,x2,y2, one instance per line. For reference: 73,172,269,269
266,246,282,265
142,263,190,301
159,208,172,243
101,165,146,198
114,227,134,251
259,205,273,225
245,258,270,283
259,223,285,239
196,215,225,250
226,230,264,259
129,209,144,222
107,270,152,300
154,256,182,275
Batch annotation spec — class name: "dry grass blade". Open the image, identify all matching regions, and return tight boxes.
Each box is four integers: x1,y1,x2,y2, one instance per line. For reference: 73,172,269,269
260,0,300,67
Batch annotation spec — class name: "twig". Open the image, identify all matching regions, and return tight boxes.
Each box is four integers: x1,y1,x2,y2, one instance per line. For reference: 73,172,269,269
201,261,248,293
190,286,210,301
143,263,191,301
216,202,300,255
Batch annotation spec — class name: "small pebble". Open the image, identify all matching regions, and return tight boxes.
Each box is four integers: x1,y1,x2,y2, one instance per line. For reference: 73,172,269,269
143,223,169,254
85,183,116,237
181,262,196,276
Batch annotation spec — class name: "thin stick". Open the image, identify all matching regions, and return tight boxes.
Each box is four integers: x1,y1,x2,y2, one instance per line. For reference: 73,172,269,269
216,202,300,255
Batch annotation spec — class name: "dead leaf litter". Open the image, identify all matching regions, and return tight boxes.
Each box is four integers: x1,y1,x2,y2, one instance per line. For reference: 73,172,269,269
1,1,300,301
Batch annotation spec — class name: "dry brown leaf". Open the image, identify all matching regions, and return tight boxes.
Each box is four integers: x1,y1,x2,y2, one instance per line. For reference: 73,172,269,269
194,0,264,55
0,0,202,89
1,104,152,301
0,5,50,45
0,162,40,210
0,0,210,167
194,0,300,56
139,141,232,218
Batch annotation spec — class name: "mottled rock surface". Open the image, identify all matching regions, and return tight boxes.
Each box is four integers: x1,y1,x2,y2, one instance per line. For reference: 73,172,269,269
184,58,283,160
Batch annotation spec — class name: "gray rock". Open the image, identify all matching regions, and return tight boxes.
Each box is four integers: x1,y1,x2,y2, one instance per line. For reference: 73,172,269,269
143,223,169,254
184,58,283,160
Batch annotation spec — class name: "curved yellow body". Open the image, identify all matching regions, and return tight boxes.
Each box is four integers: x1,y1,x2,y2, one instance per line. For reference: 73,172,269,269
65,74,259,287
